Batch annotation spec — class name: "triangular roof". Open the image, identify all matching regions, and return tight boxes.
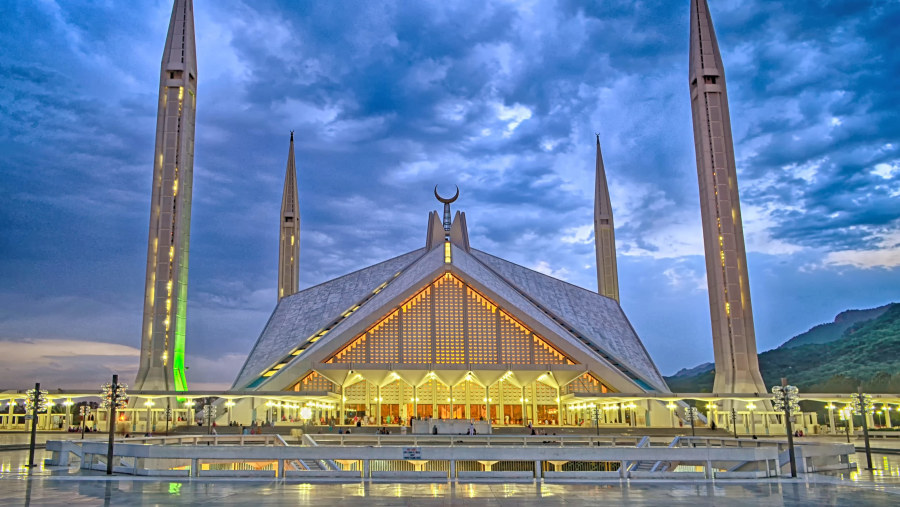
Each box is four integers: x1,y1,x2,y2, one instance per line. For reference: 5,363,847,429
231,243,670,393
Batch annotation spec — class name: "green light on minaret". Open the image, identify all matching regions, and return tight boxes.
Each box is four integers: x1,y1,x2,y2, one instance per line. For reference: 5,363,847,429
174,251,189,392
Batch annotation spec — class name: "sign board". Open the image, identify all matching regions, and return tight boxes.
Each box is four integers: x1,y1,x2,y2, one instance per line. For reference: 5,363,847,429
402,447,422,459
25,415,33,420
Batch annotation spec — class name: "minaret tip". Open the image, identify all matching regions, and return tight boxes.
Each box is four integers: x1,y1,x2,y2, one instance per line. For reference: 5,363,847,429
290,130,294,142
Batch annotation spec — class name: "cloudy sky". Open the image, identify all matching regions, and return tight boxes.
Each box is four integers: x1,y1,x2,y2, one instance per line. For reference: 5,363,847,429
1,0,898,390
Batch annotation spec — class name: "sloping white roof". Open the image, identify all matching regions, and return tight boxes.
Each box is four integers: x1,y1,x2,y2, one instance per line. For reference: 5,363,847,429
470,249,668,390
231,249,425,389
231,244,669,393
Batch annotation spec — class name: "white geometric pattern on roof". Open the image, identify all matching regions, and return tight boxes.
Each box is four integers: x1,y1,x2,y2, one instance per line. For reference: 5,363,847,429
470,249,668,391
231,248,425,389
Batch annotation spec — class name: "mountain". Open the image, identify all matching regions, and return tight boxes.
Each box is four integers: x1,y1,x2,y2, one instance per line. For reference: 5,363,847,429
664,302,900,393
669,362,713,378
780,303,893,349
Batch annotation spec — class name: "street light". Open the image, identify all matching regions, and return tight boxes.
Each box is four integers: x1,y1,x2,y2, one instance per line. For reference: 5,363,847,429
25,383,49,468
100,374,128,475
164,405,172,436
851,386,874,470
686,406,699,437
203,404,217,435
79,405,91,439
838,407,851,443
666,402,677,429
772,381,800,478
746,402,757,437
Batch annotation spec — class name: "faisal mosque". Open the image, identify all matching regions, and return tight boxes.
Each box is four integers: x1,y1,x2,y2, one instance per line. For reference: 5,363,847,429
129,0,770,430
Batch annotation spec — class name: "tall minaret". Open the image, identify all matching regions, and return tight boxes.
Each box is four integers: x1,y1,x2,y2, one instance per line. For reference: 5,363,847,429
689,0,765,394
134,0,197,393
594,134,620,302
278,132,300,301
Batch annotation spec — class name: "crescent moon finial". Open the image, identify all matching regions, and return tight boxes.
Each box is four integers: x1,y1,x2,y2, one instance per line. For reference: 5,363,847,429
434,185,459,204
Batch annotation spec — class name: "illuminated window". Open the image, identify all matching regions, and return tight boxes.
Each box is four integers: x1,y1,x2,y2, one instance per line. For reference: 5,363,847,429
444,241,452,263
291,371,335,392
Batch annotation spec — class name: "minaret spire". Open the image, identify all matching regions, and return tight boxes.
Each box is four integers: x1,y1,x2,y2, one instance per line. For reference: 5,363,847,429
278,131,301,301
689,0,765,395
594,134,620,302
135,0,197,393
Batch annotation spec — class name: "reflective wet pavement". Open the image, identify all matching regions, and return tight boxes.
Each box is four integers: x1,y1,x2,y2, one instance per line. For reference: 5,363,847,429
0,442,898,505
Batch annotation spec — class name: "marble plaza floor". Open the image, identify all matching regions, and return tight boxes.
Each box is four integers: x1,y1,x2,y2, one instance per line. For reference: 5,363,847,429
0,475,898,506
0,438,899,505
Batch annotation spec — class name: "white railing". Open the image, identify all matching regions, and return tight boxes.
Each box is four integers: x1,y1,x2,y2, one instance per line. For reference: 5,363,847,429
45,434,811,480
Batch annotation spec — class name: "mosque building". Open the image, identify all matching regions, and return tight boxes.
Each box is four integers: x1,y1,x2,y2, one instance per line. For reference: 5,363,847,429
133,0,763,429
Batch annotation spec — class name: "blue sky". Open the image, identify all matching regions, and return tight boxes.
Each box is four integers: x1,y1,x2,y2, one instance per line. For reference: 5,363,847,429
1,0,898,389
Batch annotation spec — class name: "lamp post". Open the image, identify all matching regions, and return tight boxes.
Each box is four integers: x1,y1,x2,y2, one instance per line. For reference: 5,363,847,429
101,374,128,475
79,406,91,439
746,402,757,438
772,380,800,478
686,406,698,437
25,383,49,468
300,406,313,435
838,408,851,443
203,404,216,435
851,386,874,470
666,402,677,429
164,406,172,436
730,408,738,438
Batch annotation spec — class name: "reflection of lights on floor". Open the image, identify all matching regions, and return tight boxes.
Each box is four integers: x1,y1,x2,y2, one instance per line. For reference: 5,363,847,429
167,483,181,495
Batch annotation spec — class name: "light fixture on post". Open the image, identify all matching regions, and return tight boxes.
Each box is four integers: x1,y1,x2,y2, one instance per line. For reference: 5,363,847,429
851,386,874,470
203,404,217,435
300,406,313,435
838,407,851,443
686,406,699,437
25,383,49,468
164,405,172,436
100,374,128,475
79,405,91,440
729,408,738,439
772,380,800,478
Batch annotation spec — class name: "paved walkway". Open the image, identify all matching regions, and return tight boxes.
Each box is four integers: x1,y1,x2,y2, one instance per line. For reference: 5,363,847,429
1,433,899,505
1,476,899,506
